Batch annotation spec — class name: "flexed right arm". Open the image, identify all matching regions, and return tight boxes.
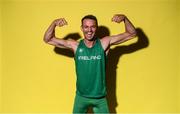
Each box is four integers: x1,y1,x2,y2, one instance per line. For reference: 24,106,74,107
43,18,78,51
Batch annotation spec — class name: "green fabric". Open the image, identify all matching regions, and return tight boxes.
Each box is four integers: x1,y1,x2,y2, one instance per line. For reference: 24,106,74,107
74,38,106,98
73,94,109,113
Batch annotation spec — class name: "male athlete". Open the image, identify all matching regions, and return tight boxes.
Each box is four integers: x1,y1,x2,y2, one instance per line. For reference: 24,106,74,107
44,14,136,113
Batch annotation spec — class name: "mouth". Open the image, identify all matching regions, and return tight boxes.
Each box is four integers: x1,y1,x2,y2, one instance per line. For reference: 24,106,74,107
87,32,92,34
84,32,95,39
87,32,93,36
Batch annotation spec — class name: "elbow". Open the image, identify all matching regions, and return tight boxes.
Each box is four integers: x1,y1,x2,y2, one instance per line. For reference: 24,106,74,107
129,30,137,38
126,30,137,40
43,32,55,43
43,37,49,43
132,31,137,37
43,35,52,43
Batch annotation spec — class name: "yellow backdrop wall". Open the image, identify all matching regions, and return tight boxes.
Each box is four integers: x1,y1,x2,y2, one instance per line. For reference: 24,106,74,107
178,0,180,112
0,0,2,112
1,0,179,113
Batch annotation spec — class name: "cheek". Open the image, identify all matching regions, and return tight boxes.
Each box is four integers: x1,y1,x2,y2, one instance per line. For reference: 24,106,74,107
92,28,97,33
83,29,88,33
81,28,87,33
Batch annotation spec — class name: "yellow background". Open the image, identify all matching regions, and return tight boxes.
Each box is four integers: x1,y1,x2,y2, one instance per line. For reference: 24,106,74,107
0,0,179,113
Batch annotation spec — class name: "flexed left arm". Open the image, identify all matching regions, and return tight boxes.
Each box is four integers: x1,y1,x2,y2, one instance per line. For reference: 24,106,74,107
108,14,137,45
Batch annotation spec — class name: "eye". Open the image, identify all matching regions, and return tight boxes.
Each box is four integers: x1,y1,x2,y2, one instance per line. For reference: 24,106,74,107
91,26,96,29
83,26,88,29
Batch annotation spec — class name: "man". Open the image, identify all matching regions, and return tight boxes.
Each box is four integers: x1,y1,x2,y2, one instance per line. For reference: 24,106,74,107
44,14,136,113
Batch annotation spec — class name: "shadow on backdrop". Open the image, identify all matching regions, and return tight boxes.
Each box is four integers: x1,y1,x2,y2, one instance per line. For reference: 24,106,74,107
106,27,149,113
54,33,81,57
53,26,149,113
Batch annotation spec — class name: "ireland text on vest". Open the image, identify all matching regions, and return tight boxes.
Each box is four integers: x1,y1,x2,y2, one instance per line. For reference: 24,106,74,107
78,55,101,60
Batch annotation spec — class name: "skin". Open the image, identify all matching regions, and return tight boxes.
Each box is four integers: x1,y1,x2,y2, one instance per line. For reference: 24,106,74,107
43,14,137,55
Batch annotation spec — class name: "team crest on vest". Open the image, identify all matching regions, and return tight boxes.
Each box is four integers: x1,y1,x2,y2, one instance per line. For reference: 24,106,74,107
79,48,83,53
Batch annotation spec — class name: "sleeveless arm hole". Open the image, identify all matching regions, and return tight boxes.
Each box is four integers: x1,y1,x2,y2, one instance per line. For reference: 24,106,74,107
99,38,110,56
74,40,83,59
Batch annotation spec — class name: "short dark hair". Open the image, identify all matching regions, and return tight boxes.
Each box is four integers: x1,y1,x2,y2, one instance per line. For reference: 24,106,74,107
81,15,98,26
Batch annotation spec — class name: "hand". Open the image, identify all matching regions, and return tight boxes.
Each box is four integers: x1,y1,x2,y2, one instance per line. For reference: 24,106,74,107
111,14,126,23
53,18,68,27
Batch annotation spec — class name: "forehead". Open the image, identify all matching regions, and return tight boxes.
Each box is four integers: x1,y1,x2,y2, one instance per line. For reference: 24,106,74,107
82,19,97,25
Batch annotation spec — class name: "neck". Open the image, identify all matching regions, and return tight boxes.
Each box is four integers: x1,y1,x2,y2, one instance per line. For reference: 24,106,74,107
84,39,96,48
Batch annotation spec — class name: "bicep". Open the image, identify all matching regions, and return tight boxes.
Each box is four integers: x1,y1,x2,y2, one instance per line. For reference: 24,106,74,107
109,32,134,45
46,37,74,49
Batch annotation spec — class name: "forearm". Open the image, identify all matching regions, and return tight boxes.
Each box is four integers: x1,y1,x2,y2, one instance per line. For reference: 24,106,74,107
43,21,56,43
124,16,137,36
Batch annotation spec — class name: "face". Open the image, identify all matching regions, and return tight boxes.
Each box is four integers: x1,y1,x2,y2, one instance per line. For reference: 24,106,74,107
81,19,97,41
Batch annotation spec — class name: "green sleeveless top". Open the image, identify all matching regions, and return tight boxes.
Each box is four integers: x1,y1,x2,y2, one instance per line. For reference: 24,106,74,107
74,38,106,98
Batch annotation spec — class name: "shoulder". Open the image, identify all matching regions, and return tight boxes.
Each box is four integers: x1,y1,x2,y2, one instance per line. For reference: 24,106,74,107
66,39,79,53
99,36,111,53
68,39,79,46
99,36,111,48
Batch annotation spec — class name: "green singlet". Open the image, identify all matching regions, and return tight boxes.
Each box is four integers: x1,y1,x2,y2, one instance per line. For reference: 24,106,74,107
75,38,107,98
73,38,109,113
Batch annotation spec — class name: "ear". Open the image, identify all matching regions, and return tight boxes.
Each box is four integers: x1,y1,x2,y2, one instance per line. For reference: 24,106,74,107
80,25,83,31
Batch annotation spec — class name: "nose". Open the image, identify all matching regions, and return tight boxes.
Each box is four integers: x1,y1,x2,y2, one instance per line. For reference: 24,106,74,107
87,27,92,32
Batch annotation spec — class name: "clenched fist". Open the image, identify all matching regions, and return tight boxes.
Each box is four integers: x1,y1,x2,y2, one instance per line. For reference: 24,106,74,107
53,18,68,27
111,14,126,23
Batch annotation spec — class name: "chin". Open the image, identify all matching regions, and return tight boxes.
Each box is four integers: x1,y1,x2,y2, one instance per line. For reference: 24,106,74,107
85,37,94,41
85,35,95,41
